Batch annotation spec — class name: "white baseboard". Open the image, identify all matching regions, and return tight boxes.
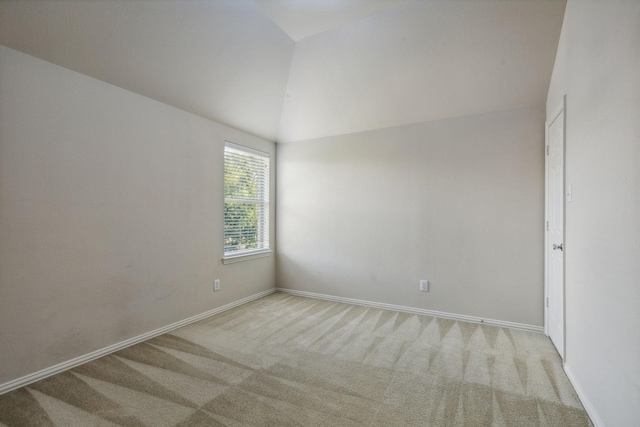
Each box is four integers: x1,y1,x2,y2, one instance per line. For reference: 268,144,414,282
564,363,604,427
275,288,544,333
0,288,276,396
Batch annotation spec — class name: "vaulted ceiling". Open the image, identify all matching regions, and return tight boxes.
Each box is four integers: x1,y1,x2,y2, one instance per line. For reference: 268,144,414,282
0,0,565,143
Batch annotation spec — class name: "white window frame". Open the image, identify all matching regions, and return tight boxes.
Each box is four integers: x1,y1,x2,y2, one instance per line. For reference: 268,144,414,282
222,142,270,263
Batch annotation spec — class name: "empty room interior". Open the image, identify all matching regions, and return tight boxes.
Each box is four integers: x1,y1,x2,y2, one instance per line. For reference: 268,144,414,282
0,0,638,426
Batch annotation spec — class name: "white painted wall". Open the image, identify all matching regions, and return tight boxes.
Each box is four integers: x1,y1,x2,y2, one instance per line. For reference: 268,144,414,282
546,1,640,425
0,46,276,385
277,106,545,327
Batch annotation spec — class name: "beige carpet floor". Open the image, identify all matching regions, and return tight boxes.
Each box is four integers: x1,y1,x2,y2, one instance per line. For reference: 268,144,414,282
0,293,592,426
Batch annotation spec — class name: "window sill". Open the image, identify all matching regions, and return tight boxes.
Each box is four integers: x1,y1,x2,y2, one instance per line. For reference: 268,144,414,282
222,250,272,264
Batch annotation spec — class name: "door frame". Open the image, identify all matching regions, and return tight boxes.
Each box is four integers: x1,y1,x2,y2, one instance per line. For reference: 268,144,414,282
544,95,566,361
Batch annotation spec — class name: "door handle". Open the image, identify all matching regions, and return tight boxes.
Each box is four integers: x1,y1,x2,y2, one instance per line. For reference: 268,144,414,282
553,243,563,251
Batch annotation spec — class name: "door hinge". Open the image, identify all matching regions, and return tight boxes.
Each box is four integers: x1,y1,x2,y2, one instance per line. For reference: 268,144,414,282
546,221,549,231
546,145,549,155
546,297,549,308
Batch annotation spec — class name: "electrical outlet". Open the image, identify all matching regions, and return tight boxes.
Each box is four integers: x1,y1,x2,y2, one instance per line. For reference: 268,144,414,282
420,280,429,292
214,279,220,291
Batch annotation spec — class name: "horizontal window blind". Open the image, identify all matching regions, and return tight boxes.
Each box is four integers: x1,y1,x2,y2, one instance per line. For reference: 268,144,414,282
224,142,270,256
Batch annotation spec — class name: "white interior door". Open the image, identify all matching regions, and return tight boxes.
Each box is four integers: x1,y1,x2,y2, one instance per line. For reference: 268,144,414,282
546,105,565,359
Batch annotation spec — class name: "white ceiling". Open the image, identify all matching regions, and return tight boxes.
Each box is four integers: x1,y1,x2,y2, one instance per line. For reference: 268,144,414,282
0,0,295,141
278,0,567,142
254,0,411,41
0,0,566,143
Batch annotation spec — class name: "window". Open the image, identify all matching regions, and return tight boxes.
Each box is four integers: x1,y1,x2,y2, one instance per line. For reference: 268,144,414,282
223,142,270,259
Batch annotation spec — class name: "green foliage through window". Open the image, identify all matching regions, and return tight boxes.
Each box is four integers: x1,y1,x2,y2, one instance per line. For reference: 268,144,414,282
224,143,269,255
